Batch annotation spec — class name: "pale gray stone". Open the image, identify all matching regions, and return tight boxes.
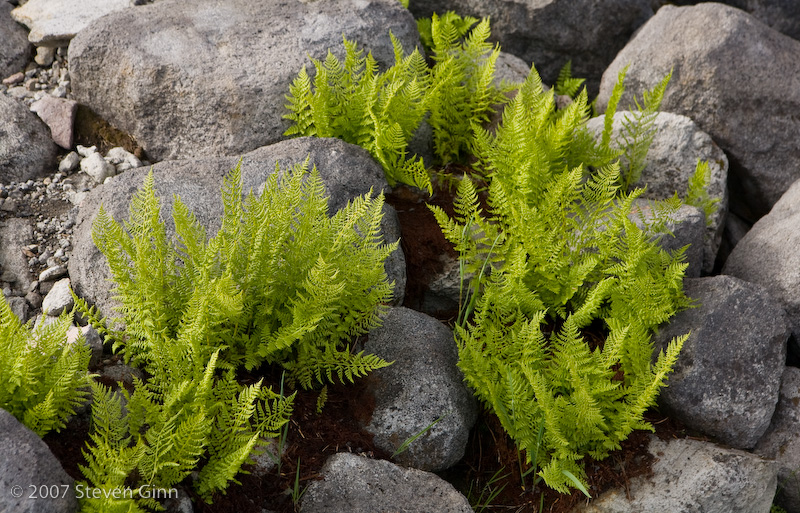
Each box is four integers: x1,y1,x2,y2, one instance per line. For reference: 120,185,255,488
573,436,777,513
105,147,141,172
409,0,654,94
30,96,78,149
597,3,800,221
652,275,789,449
58,152,80,173
586,111,728,273
38,265,67,282
80,152,115,183
68,0,420,161
66,325,103,369
0,93,58,183
33,45,54,66
0,218,35,294
0,1,31,77
41,277,73,316
364,307,477,472
712,0,800,41
11,0,135,46
724,178,800,350
0,409,78,513
69,138,406,321
300,453,473,513
755,367,800,513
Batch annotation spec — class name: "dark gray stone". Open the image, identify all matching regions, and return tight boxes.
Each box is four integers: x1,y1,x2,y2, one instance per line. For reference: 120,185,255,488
669,0,800,41
652,275,789,449
597,3,800,222
69,138,406,320
0,409,78,513
755,367,800,513
68,0,420,161
574,435,777,513
724,178,800,350
363,307,477,471
0,1,30,77
409,0,655,94
299,453,473,513
0,94,59,184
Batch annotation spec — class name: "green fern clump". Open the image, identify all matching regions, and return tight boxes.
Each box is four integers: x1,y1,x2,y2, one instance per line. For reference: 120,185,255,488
431,65,691,494
0,295,92,437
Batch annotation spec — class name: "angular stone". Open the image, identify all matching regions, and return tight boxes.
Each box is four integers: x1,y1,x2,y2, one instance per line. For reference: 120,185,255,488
0,409,78,513
724,178,800,350
409,0,655,94
755,367,800,513
586,111,729,273
11,0,135,46
652,275,789,449
0,94,59,183
574,436,777,513
300,453,473,513
69,137,406,321
68,0,419,161
80,152,116,183
41,277,73,317
364,307,477,472
30,96,78,149
597,3,800,221
0,1,31,78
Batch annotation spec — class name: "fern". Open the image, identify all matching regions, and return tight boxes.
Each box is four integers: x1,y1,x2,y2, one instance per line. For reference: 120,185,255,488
554,61,585,99
0,294,93,437
684,160,720,226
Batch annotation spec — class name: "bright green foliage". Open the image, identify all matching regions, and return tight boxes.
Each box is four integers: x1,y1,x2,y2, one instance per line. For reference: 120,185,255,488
417,11,479,52
79,160,395,510
554,61,585,99
0,295,92,437
284,36,432,193
431,63,691,493
685,160,720,226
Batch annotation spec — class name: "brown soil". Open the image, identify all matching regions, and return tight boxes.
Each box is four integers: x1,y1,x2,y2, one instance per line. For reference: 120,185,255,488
73,105,145,159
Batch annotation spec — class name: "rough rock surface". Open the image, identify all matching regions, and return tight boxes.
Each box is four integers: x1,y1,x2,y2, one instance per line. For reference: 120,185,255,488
724,177,800,352
755,366,800,513
630,200,705,278
30,96,78,149
597,3,800,221
586,111,728,273
0,409,78,513
1,1,31,78
409,0,654,93
0,218,36,295
69,137,406,319
363,307,477,471
0,93,59,183
300,453,473,513
652,275,789,449
573,435,777,513
674,0,800,41
11,0,135,46
68,0,420,161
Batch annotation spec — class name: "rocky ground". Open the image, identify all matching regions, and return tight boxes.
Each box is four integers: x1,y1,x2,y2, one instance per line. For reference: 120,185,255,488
4,0,800,512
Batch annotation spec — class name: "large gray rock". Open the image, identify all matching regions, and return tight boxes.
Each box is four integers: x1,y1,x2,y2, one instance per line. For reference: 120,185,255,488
0,409,78,513
363,307,477,472
724,178,800,349
300,453,473,513
586,111,728,273
755,367,800,513
0,218,36,295
652,275,789,449
0,94,59,183
0,1,31,77
69,137,406,320
11,0,135,46
573,435,777,513
68,0,419,161
670,0,800,41
596,3,800,222
409,0,654,94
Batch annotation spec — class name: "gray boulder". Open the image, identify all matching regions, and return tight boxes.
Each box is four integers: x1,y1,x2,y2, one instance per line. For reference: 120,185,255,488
652,275,789,449
0,94,59,184
671,0,800,41
69,137,406,320
0,409,78,513
0,218,36,295
409,0,654,94
596,3,800,222
586,111,728,273
68,0,419,161
755,366,800,513
724,178,800,351
11,0,135,46
300,453,473,513
0,1,30,78
573,435,777,513
363,307,477,472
